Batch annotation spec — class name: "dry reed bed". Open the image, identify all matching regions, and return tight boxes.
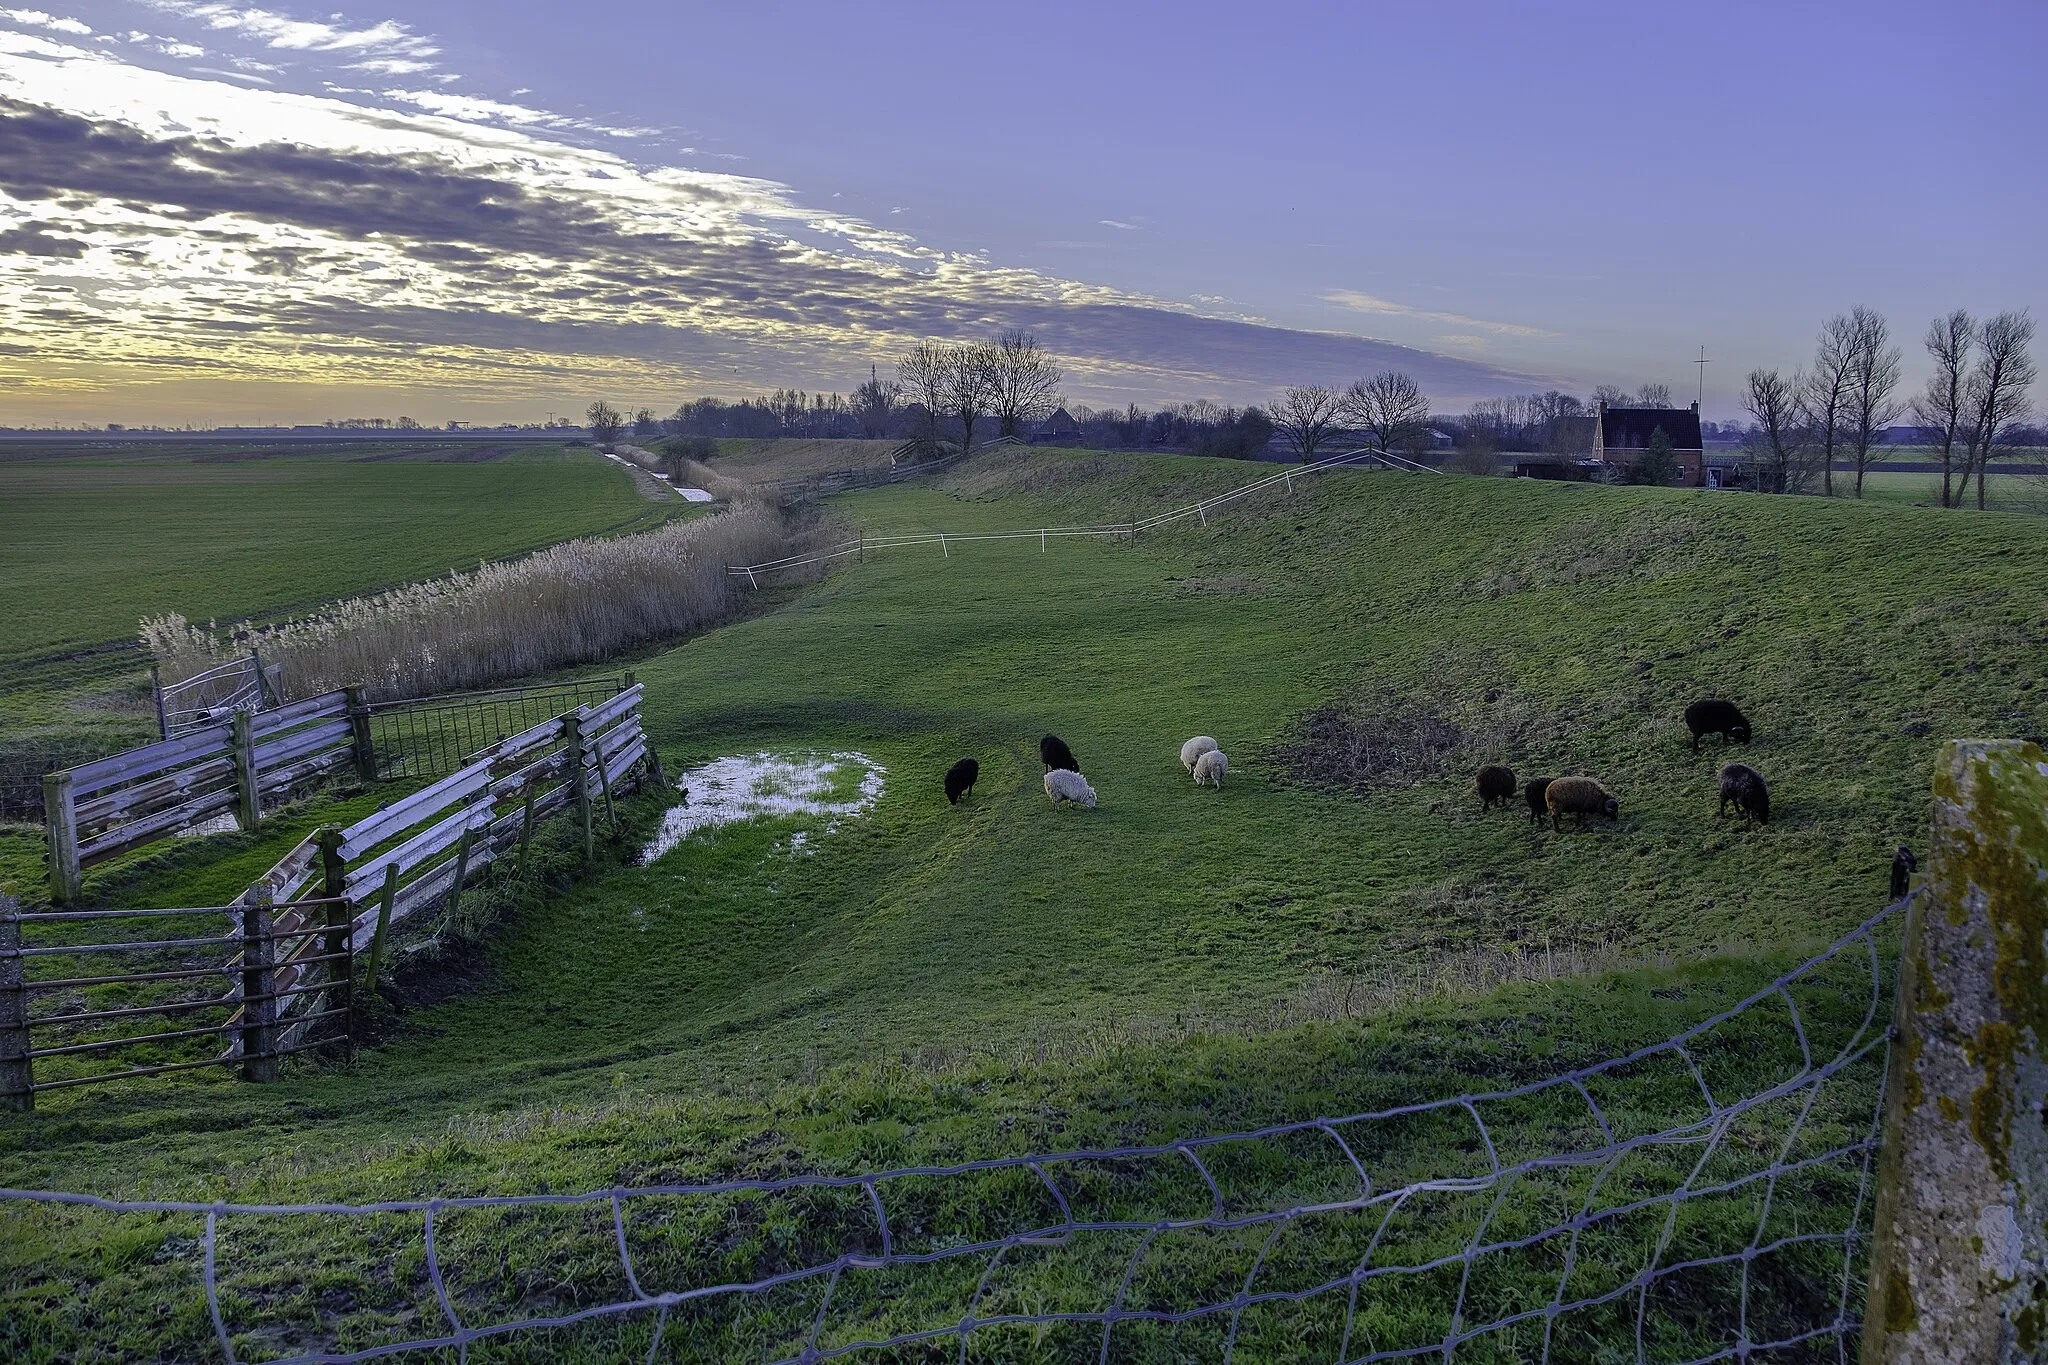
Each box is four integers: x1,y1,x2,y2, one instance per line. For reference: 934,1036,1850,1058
142,502,816,701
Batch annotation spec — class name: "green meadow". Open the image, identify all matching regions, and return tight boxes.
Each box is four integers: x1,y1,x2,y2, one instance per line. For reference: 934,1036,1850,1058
5,448,2045,1360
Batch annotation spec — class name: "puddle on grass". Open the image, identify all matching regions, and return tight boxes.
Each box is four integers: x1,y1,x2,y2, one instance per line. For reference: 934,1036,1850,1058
639,751,885,864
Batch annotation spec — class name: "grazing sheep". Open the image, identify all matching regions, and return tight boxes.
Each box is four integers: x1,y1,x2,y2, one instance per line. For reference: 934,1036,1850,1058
1890,846,1917,899
943,757,979,805
1044,767,1097,809
1524,777,1555,825
1180,735,1219,773
1684,699,1752,751
1717,763,1770,823
1193,749,1228,788
1544,776,1619,831
1040,734,1080,773
1475,764,1516,811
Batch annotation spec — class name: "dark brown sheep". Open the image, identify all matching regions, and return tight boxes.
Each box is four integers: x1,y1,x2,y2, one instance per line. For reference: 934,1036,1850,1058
1475,764,1516,811
1685,699,1752,751
1545,776,1618,831
944,757,979,805
1524,777,1555,824
1890,846,1917,899
1717,763,1769,823
1039,734,1080,773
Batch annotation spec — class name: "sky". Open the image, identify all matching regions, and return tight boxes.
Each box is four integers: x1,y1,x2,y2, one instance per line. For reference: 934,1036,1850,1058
0,0,2041,426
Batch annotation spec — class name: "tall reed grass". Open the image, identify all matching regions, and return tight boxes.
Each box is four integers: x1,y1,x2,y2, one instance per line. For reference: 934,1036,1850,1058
142,502,818,702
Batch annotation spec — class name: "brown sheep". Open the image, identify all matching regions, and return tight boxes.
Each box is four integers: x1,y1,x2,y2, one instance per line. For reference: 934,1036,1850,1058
1545,776,1619,831
1475,764,1516,811
1524,777,1555,824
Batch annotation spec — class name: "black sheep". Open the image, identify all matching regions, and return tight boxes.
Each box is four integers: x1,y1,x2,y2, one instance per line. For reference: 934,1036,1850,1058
1890,846,1917,899
1474,764,1516,811
1685,699,1752,751
1039,734,1080,773
1524,777,1555,824
1717,763,1770,823
944,757,979,805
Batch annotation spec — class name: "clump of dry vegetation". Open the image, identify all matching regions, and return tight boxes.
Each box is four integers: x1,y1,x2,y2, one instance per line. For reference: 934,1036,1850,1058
142,502,820,701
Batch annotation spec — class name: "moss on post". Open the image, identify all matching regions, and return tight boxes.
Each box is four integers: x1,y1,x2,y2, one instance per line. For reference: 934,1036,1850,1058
1863,739,2048,1363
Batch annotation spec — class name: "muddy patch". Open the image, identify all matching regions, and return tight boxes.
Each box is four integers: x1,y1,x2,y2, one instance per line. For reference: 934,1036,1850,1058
640,751,885,863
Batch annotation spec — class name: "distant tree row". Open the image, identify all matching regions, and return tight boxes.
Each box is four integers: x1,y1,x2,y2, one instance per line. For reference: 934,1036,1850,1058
1739,307,2036,503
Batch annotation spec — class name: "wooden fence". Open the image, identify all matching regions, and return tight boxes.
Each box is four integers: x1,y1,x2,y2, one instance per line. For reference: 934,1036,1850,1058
0,894,354,1109
39,675,635,903
3,684,650,1108
42,692,358,903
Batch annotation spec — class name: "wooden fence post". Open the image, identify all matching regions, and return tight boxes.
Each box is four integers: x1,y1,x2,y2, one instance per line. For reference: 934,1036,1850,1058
565,710,594,860
1862,739,2048,1364
363,863,398,994
515,788,538,874
345,685,376,782
149,662,169,741
443,827,475,928
232,708,260,832
0,895,30,1112
42,769,80,905
315,827,352,1052
240,890,278,1083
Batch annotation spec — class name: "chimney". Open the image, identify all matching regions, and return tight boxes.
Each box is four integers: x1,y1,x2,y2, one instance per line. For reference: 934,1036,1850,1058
1690,400,1699,413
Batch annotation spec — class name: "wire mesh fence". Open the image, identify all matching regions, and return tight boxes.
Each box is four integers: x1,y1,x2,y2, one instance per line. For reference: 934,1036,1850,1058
2,899,1902,1363
362,677,630,782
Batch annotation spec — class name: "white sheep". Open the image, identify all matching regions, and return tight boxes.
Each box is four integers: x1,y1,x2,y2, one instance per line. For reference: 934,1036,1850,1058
1044,768,1098,809
1192,749,1228,788
1180,735,1219,773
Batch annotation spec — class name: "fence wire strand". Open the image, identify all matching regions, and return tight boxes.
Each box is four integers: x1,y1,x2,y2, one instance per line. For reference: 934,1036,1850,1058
5,899,1904,1363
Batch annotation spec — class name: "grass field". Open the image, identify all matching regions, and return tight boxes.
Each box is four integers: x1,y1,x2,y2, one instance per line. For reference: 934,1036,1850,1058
700,437,900,483
0,441,675,778
5,449,2045,1359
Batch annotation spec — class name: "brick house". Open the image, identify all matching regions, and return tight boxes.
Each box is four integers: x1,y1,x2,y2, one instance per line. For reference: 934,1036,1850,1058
1593,401,1706,486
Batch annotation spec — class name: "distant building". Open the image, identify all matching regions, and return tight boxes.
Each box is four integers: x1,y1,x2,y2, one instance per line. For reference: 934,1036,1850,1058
1593,401,1706,487
1031,407,1083,444
1427,428,1455,449
1880,425,1942,445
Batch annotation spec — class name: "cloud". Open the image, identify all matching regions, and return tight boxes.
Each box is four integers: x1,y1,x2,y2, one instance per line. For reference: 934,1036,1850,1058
0,9,90,36
380,87,655,138
0,37,1551,416
1099,219,1139,230
346,57,433,75
1323,289,1559,338
142,1,436,61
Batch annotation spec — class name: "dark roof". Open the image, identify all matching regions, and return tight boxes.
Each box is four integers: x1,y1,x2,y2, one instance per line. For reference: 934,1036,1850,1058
1040,406,1080,431
1599,407,1702,451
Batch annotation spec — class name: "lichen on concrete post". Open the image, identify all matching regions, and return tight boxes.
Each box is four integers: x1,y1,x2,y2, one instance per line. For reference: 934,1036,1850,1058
1863,739,2048,1363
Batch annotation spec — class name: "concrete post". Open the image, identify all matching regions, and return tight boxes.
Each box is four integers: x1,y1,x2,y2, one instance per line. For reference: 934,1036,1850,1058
1863,739,2048,1363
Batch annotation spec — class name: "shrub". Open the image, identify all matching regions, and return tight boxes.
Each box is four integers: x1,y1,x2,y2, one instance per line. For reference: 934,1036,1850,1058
1629,426,1680,485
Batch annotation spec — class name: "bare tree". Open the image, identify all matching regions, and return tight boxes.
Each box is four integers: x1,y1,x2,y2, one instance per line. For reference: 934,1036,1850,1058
897,343,950,453
1803,313,1859,497
586,400,623,447
851,367,901,439
1634,382,1674,407
1271,385,1342,462
1958,310,2037,511
1742,367,1808,494
1844,306,1903,497
1341,371,1432,455
986,329,1063,439
1591,384,1632,407
1913,310,1976,507
945,342,997,453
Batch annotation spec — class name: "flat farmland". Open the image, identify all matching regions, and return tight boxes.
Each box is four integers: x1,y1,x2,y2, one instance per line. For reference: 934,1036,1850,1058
0,442,665,660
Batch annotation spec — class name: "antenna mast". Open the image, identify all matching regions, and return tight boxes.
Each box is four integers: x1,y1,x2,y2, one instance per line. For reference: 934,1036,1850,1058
1695,347,1710,405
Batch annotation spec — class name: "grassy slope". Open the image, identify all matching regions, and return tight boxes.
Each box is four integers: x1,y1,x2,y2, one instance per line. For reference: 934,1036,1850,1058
5,448,2040,1357
703,437,900,482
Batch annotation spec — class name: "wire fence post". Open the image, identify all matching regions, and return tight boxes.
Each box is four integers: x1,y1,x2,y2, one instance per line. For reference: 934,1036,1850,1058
345,684,376,782
1863,739,2048,1363
0,895,29,1112
240,890,278,1084
231,708,260,832
42,768,79,905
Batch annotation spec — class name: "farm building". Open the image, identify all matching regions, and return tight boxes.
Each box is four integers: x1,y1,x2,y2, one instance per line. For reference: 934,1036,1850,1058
1031,407,1083,444
1593,400,1706,487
